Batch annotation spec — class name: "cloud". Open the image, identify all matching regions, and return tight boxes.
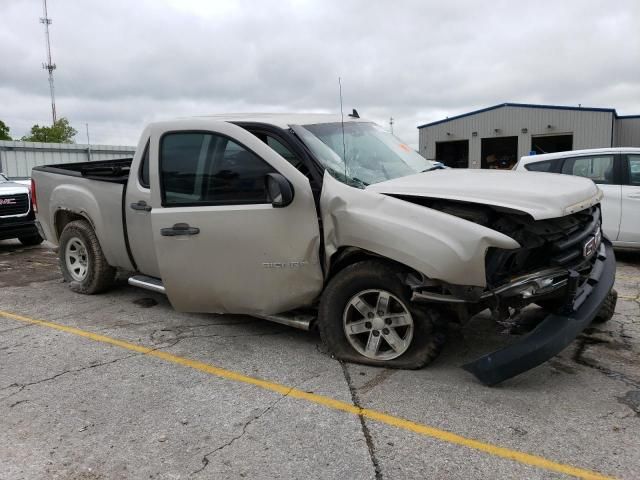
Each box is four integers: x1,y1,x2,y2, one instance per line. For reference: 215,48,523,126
1,0,638,146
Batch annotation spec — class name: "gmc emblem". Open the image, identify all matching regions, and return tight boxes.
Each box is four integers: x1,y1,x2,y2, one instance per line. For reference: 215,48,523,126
0,198,16,205
583,227,602,258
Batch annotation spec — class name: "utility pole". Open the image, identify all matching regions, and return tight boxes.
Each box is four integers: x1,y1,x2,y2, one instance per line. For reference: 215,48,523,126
40,0,57,124
389,116,394,134
85,123,92,161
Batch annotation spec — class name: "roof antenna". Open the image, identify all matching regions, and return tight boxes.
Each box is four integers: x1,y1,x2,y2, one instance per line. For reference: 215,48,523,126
339,77,347,181
348,109,359,119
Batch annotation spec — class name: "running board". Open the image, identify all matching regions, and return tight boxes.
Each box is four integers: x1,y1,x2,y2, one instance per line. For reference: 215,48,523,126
128,275,166,294
127,276,314,330
253,311,316,331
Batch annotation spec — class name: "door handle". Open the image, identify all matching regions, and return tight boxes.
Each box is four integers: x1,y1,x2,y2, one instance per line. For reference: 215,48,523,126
160,223,200,236
628,193,640,199
130,200,152,212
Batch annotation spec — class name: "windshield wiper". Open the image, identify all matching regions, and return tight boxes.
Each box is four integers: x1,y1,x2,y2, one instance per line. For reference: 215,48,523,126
421,162,446,173
351,177,369,187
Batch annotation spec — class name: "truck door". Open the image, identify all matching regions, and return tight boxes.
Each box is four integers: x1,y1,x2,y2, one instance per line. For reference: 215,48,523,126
124,134,160,277
618,153,640,246
148,120,324,315
560,154,622,240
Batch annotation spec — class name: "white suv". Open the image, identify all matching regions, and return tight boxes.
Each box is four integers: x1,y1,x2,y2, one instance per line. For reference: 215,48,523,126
516,148,640,250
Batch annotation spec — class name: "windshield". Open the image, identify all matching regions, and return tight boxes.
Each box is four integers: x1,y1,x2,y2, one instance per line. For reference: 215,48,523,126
292,122,437,187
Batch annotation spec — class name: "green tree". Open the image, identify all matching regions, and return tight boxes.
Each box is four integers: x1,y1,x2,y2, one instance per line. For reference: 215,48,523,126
0,120,11,141
21,117,77,143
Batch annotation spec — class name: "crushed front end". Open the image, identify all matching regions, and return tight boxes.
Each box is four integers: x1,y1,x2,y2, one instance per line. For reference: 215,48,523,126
410,203,616,385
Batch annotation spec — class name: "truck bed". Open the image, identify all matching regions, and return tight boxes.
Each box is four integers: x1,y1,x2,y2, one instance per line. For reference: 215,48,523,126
32,158,133,184
32,158,135,271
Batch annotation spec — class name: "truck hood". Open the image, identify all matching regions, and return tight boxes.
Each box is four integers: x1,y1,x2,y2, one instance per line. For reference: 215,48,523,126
0,181,29,195
366,169,602,220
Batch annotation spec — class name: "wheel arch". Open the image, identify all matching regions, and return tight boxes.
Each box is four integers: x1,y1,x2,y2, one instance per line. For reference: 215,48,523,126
48,182,132,270
328,246,421,281
54,209,94,241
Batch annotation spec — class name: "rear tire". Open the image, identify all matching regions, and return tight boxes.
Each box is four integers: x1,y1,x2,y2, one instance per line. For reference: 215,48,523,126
318,260,445,369
18,234,44,246
59,220,116,294
593,289,617,324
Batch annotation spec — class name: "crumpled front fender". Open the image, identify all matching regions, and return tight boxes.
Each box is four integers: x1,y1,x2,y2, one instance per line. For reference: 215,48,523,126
320,173,520,287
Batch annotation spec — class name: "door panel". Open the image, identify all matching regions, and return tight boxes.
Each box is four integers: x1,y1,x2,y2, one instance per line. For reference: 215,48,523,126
618,154,640,245
596,184,622,241
125,136,160,277
558,154,621,241
149,120,323,315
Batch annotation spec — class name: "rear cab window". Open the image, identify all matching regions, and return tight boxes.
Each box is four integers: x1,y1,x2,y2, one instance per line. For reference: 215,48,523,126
139,141,150,188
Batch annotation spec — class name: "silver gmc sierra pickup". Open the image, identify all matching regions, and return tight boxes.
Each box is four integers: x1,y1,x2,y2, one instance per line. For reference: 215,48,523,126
31,113,617,385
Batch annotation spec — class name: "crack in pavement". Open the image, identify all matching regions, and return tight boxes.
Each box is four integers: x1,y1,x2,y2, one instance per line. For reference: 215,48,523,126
9,399,28,408
192,386,294,475
96,317,261,332
97,318,167,330
0,337,183,403
0,324,34,334
340,361,383,480
168,319,263,328
190,369,324,476
618,322,635,350
14,302,123,327
0,352,142,402
573,336,640,389
150,328,290,347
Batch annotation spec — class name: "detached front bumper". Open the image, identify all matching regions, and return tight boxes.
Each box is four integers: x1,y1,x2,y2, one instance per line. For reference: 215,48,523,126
463,240,616,386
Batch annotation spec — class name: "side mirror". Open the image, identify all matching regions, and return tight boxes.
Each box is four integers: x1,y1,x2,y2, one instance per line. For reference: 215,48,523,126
265,173,294,208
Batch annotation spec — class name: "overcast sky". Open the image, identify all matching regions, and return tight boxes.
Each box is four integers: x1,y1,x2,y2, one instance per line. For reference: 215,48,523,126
1,0,639,147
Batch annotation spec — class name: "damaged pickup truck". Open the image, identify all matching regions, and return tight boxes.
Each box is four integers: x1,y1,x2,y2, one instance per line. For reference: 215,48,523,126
31,114,617,385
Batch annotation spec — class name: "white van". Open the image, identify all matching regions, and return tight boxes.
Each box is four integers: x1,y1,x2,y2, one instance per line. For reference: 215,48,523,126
516,148,640,249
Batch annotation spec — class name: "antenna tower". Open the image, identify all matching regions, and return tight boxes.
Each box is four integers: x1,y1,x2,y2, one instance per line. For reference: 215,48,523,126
40,0,57,124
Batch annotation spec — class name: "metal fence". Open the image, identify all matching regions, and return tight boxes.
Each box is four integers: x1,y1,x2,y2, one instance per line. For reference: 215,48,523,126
0,140,135,178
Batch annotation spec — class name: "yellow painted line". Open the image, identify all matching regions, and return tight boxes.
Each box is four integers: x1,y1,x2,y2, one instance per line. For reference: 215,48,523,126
0,309,614,480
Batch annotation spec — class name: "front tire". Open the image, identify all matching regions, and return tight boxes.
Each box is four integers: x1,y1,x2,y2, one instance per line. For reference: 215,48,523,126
59,220,116,294
318,260,444,369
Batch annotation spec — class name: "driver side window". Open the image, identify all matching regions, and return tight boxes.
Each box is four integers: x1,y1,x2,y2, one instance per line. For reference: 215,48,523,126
255,132,313,181
160,132,276,207
266,137,298,167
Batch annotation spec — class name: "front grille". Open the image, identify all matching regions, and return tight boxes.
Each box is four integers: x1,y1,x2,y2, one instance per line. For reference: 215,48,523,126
486,206,601,286
0,193,29,217
545,206,601,266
